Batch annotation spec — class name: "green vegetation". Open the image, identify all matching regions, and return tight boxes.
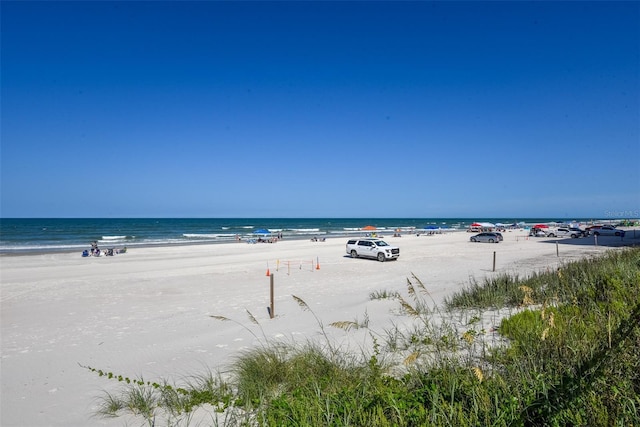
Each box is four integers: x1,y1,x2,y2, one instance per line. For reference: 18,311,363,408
85,248,640,426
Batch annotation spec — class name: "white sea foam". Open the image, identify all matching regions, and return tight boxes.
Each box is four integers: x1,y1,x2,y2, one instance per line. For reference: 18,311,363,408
183,234,234,239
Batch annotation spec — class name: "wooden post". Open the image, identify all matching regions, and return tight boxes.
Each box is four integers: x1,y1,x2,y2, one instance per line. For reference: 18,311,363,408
492,251,496,272
556,241,559,257
269,273,274,319
595,234,598,246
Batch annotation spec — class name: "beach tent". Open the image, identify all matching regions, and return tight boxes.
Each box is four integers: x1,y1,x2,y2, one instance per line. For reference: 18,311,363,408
471,222,482,227
424,225,438,230
362,225,377,230
253,228,271,235
533,224,549,229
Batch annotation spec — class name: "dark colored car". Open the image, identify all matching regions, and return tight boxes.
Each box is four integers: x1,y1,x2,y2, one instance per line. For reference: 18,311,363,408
470,232,501,243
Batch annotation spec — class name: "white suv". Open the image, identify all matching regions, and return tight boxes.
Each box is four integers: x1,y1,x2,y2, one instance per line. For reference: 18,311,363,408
346,238,400,262
545,228,583,238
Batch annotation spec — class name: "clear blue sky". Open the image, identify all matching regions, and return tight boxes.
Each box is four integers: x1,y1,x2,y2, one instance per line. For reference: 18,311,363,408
2,1,638,218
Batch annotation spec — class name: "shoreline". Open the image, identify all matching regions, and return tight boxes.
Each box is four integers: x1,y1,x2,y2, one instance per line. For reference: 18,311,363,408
3,217,636,256
0,229,462,257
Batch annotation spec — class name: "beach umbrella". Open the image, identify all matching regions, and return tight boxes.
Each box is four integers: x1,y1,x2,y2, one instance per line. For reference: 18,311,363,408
533,224,549,229
362,225,377,230
471,222,482,227
253,228,270,235
424,225,438,230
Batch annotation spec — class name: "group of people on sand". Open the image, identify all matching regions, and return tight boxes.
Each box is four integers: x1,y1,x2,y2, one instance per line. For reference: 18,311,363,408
82,241,127,257
239,232,284,244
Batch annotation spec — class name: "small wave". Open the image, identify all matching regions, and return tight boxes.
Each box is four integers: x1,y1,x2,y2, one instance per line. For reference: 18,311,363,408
102,235,127,240
183,233,234,239
291,228,320,232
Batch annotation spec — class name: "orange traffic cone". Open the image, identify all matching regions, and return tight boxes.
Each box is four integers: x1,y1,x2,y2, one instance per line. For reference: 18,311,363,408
266,268,271,276
316,257,320,270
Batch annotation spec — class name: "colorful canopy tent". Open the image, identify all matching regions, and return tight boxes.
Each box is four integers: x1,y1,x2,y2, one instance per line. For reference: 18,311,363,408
253,228,271,235
362,225,377,230
533,224,549,229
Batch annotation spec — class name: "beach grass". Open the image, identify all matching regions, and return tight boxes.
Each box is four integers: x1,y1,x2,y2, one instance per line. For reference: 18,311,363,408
86,247,640,426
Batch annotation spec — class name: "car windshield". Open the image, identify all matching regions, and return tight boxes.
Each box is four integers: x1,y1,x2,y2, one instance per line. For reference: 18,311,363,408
374,240,389,246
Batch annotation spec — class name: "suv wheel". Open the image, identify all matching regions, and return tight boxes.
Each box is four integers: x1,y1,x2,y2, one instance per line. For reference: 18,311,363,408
350,250,358,258
488,239,495,243
547,233,555,237
377,252,386,262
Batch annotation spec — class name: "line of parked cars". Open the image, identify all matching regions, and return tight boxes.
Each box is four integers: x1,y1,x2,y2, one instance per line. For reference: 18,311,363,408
528,225,625,238
469,224,627,244
347,224,628,256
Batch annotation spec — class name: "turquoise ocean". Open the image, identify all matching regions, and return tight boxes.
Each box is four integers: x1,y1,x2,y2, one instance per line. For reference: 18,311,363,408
0,217,595,254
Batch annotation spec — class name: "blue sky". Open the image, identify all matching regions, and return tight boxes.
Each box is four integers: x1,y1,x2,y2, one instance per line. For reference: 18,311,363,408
2,1,638,218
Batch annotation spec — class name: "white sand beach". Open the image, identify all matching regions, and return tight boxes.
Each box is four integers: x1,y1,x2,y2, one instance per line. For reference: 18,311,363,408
1,230,637,426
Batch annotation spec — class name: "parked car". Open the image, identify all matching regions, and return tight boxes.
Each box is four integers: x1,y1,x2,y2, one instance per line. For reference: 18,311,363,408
589,225,625,237
569,227,587,237
346,238,400,262
545,228,583,238
470,232,501,243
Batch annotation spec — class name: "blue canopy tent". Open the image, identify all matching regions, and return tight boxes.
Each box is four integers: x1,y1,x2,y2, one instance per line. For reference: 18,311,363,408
253,228,271,235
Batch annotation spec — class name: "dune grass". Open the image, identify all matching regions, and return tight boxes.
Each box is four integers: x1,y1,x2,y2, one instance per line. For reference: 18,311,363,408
85,247,640,426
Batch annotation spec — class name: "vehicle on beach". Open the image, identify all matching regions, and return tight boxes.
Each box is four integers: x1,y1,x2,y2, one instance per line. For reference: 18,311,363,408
470,232,501,243
588,225,625,237
545,227,583,238
346,238,400,262
569,227,587,237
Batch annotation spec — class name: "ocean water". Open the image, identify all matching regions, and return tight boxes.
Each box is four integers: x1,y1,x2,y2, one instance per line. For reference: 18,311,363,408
0,217,592,254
